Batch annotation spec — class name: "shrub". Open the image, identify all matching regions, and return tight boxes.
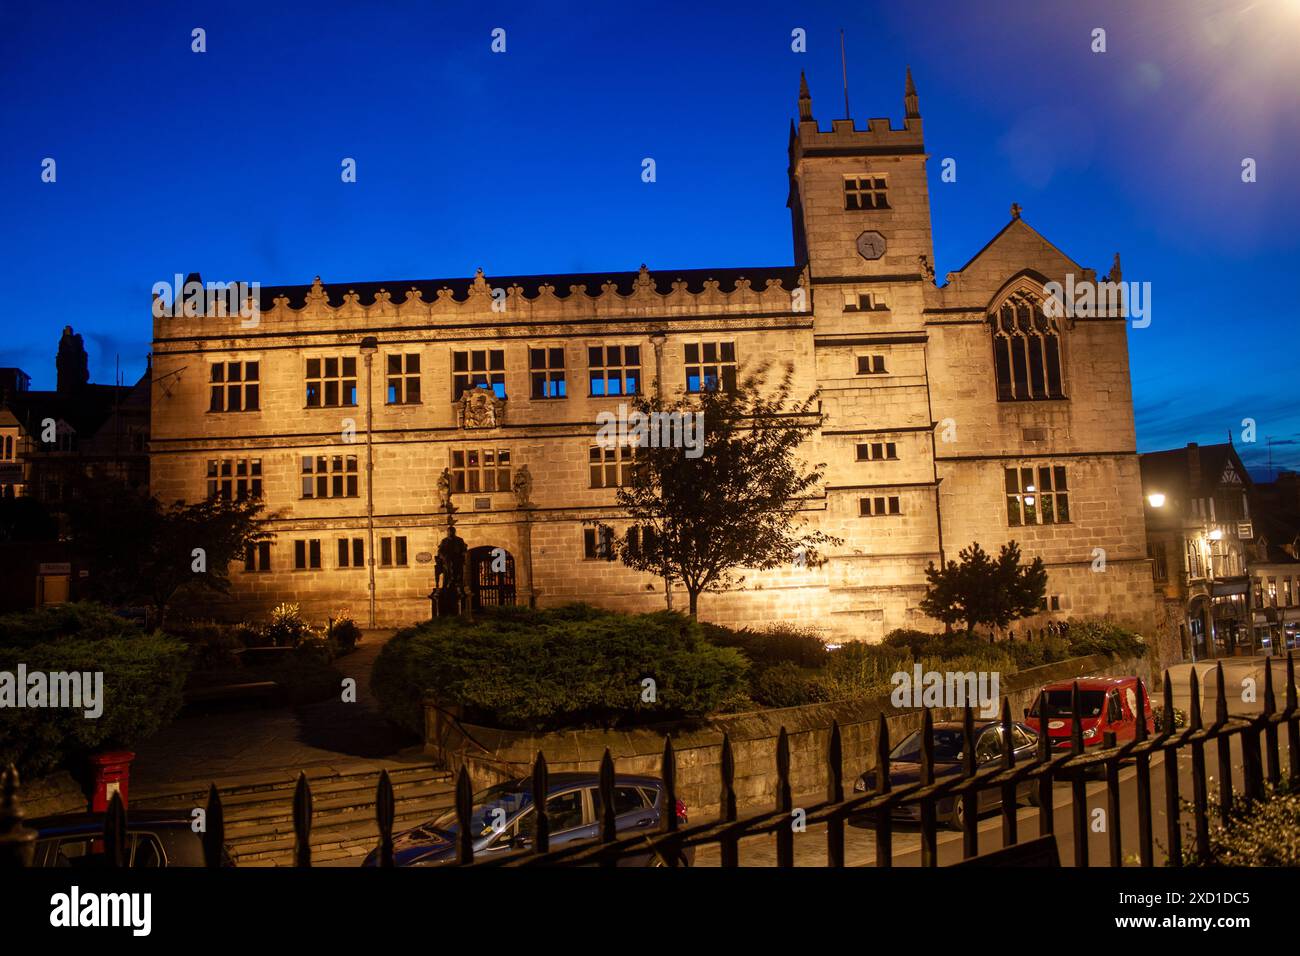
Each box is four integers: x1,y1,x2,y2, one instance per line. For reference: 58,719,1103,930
1184,783,1300,866
1007,634,1071,670
1062,619,1145,659
166,619,247,668
265,602,311,648
748,661,830,708
292,626,336,663
371,604,748,733
700,621,828,667
327,610,362,655
0,606,190,778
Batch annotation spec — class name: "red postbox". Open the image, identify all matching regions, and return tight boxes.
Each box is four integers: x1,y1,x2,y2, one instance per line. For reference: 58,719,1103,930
88,750,135,812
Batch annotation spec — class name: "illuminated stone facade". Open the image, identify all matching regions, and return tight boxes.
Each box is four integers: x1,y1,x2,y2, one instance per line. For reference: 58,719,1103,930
149,73,1156,640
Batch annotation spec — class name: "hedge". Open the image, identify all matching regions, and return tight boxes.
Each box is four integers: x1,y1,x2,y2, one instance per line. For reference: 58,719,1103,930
0,604,190,778
372,604,748,733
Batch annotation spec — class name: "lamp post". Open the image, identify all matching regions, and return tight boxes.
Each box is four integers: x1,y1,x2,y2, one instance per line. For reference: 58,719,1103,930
360,336,378,629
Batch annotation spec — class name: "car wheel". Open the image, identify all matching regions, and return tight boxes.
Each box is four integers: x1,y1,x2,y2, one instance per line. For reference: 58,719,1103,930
1024,783,1041,807
945,798,966,831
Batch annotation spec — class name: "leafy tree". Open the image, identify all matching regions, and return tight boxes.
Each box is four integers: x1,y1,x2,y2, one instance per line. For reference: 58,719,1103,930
67,481,271,621
613,362,840,617
919,540,1047,637
0,496,59,542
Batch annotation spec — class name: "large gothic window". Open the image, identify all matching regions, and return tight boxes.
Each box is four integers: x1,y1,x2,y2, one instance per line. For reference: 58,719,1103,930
991,293,1064,401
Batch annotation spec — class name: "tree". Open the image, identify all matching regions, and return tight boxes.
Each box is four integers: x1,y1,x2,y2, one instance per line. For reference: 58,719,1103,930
919,540,1047,637
612,362,840,617
0,496,59,542
68,481,272,621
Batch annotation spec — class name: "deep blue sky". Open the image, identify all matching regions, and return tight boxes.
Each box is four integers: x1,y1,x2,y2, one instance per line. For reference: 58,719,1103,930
2,0,1297,476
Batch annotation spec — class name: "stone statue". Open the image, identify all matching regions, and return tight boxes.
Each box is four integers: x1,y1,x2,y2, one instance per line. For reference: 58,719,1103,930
434,526,469,616
512,464,533,509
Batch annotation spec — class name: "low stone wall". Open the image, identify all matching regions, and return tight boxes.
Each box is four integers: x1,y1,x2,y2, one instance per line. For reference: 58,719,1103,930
425,654,1148,814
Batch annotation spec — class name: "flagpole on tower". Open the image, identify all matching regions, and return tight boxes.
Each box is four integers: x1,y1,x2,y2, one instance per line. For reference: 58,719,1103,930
840,29,850,119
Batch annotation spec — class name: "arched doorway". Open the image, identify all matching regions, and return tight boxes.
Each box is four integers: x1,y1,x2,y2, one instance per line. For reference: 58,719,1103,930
468,545,517,609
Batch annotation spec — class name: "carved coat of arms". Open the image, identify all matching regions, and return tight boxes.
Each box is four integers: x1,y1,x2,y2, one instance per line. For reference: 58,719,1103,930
458,386,505,429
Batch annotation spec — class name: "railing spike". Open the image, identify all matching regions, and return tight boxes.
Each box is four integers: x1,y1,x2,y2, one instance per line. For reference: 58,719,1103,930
104,791,127,869
375,770,394,868
292,771,313,868
203,783,226,868
454,765,474,865
532,751,550,854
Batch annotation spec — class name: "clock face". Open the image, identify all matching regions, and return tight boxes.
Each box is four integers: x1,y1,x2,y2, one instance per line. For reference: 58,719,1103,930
857,230,886,261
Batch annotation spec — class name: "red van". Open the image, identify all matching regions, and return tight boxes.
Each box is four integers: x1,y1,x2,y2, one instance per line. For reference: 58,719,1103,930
1023,676,1154,751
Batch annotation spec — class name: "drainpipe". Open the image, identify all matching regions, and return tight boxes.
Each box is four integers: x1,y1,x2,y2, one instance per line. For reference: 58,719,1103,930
649,332,671,611
360,336,378,628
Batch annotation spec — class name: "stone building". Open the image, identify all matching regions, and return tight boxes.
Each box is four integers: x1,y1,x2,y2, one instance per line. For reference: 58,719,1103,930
1139,442,1255,659
149,72,1156,639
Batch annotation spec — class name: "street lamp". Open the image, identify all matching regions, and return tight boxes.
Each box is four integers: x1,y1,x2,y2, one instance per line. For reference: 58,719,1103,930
1147,492,1166,508
360,336,379,629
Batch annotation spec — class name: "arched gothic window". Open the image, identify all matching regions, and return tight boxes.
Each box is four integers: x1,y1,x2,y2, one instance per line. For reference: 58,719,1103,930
991,293,1064,401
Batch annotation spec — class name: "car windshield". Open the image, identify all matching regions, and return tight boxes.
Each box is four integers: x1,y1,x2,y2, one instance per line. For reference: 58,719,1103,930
427,782,533,838
889,728,966,762
1031,689,1106,718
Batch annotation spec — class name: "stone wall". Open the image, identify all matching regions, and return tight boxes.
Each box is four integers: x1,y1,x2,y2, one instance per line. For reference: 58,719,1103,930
425,653,1148,815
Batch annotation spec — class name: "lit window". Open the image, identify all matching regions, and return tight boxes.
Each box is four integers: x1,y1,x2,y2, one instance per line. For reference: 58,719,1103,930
453,349,506,400
588,345,641,397
1005,466,1069,526
529,347,567,399
305,357,357,407
685,342,737,393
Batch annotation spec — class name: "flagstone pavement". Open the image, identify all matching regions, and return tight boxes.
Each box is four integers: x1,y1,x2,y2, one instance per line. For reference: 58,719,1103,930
129,630,428,799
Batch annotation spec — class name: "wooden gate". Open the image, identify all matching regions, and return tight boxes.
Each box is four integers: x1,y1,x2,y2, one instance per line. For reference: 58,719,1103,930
469,545,516,609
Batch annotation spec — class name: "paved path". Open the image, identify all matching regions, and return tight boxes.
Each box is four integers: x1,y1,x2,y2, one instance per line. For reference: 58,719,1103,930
130,630,427,799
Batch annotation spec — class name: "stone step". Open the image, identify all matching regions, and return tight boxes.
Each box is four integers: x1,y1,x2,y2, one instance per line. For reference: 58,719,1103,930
222,780,454,831
135,763,448,810
230,803,446,866
141,767,450,817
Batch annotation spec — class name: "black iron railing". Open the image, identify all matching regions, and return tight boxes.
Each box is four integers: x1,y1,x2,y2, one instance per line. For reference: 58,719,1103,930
2,655,1297,868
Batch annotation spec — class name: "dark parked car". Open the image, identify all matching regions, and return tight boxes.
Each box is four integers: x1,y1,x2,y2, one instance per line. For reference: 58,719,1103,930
27,809,235,867
363,772,692,867
854,720,1040,829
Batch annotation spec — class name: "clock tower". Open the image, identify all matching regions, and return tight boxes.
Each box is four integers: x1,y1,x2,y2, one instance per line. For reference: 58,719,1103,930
787,69,935,297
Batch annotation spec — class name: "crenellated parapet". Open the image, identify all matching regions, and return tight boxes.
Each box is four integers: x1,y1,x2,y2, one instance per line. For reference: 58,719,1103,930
152,263,808,337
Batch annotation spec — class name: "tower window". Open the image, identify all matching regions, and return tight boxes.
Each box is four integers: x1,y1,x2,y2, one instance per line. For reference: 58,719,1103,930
992,294,1064,401
844,176,889,210
855,442,898,461
859,495,901,517
1005,465,1070,526
856,355,887,375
